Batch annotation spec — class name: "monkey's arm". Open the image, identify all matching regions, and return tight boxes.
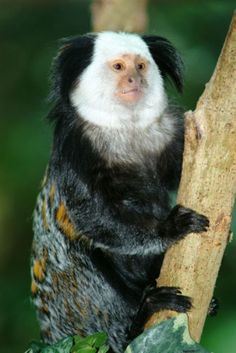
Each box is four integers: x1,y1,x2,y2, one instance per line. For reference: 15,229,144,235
50,122,207,256
63,185,208,256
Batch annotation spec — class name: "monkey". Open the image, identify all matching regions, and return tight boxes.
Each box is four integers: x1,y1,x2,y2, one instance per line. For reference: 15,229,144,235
31,32,209,353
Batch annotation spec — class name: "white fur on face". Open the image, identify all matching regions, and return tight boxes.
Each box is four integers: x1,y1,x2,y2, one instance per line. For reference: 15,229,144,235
70,32,167,129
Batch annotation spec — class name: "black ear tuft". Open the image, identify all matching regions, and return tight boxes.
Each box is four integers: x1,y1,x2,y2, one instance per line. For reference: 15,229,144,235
50,34,96,102
142,35,184,92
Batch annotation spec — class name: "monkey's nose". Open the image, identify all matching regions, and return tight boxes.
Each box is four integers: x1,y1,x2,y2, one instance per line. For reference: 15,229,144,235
127,76,142,85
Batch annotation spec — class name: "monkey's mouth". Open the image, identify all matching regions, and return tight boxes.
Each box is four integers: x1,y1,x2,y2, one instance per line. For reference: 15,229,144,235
119,87,143,102
122,88,142,95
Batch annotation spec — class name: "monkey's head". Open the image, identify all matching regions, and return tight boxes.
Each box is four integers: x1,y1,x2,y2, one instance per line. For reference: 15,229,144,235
52,32,183,128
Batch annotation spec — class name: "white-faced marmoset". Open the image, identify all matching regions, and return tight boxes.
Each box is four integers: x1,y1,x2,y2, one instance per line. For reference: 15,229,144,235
31,32,209,353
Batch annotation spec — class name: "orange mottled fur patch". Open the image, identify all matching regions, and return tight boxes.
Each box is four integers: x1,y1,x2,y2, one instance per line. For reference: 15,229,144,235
31,280,39,295
33,249,48,282
39,304,49,315
56,202,78,240
49,184,56,205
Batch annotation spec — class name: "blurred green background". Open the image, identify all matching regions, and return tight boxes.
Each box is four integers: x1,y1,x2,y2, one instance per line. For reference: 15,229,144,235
0,0,235,352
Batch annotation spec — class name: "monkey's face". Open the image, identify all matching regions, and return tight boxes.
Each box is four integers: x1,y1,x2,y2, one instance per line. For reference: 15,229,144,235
55,32,183,128
108,54,148,105
70,32,168,128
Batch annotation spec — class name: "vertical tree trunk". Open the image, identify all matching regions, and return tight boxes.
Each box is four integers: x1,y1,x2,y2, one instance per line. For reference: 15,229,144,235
145,12,236,342
91,0,148,32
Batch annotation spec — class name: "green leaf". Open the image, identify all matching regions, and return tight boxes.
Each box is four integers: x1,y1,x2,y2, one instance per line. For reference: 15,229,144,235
41,347,57,353
72,332,109,352
73,343,92,351
125,314,210,353
91,333,108,348
25,332,109,353
73,335,85,346
97,345,110,353
79,336,97,347
50,337,74,353
24,349,37,353
26,341,49,353
75,348,96,353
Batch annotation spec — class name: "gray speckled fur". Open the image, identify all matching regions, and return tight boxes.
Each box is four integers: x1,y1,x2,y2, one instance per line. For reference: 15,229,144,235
32,183,132,352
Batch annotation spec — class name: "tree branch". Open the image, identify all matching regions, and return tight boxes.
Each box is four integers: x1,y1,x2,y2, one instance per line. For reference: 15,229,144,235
91,0,148,32
145,11,236,342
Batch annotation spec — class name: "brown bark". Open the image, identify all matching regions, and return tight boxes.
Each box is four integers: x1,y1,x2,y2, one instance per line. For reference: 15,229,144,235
91,0,148,32
145,12,236,342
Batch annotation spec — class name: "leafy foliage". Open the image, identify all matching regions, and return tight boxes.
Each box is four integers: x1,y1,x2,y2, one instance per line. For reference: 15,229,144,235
125,314,210,353
25,315,210,353
25,332,109,353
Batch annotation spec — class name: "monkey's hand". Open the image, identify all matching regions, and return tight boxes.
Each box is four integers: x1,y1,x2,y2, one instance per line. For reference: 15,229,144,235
129,286,192,340
159,204,209,243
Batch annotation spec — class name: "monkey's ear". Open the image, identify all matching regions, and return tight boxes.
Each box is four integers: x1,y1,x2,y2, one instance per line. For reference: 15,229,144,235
50,34,96,102
142,35,184,92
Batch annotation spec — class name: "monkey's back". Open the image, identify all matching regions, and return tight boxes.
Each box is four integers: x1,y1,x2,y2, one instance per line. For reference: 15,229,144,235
31,179,138,352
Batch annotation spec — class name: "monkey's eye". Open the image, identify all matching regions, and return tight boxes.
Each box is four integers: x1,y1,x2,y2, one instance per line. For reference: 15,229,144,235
137,63,145,70
113,63,124,71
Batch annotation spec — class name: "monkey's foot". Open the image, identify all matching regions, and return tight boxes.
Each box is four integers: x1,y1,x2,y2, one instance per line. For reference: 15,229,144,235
140,286,192,314
129,286,192,340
